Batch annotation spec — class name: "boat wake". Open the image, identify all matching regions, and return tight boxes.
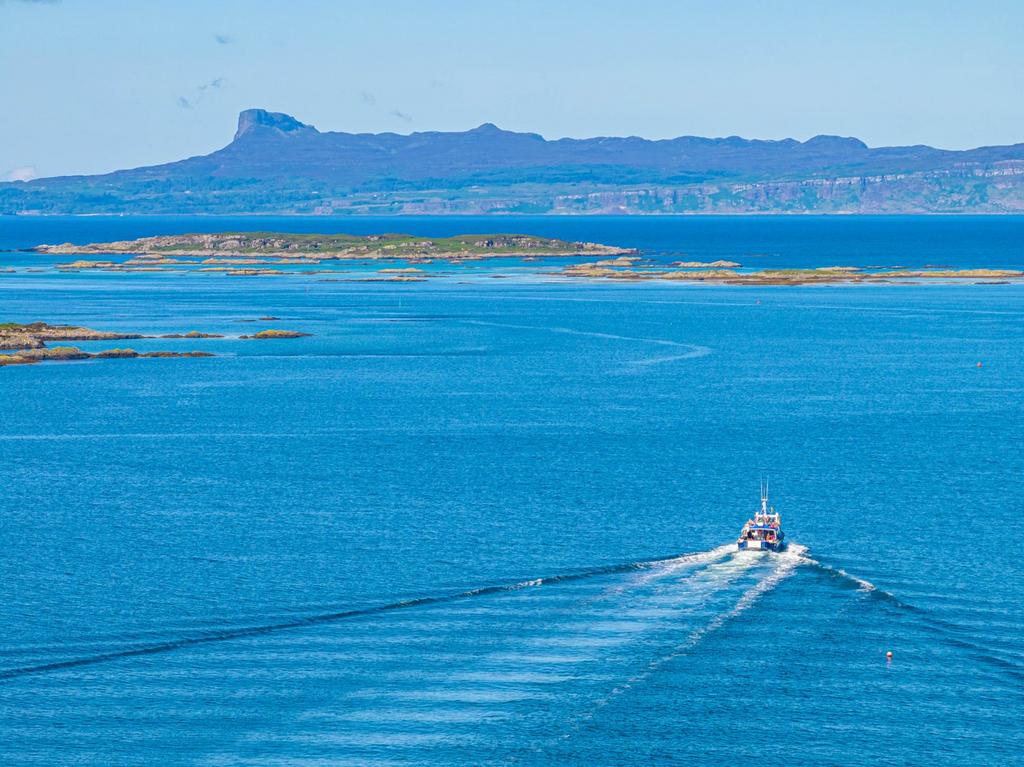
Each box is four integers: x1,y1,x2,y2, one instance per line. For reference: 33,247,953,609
798,554,882,595
627,348,712,366
0,548,725,682
599,544,736,597
576,544,807,723
12,539,1011,702
4,539,1018,765
801,551,1024,683
458,319,711,366
30,541,1012,765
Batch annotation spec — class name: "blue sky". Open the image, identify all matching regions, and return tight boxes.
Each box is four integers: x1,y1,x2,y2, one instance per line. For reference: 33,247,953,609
3,0,1024,178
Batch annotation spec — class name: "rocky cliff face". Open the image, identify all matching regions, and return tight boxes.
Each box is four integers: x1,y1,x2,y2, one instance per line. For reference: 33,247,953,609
233,109,318,140
4,110,1024,214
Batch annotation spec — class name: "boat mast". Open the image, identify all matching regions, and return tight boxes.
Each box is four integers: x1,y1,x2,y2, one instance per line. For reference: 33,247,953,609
760,476,768,517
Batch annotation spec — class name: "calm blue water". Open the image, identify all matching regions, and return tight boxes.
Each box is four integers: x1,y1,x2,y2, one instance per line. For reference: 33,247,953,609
4,214,1024,269
1,217,1022,766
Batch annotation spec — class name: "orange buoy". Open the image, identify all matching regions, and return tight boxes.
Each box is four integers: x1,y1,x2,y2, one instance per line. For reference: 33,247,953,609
977,361,982,368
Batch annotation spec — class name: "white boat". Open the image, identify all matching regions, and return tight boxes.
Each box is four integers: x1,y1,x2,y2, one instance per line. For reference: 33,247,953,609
737,480,785,552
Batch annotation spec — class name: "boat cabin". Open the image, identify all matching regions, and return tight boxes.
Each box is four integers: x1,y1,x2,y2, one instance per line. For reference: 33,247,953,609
736,481,785,551
739,518,781,544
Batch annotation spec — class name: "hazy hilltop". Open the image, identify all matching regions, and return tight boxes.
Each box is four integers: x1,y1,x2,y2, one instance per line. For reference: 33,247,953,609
4,108,1024,215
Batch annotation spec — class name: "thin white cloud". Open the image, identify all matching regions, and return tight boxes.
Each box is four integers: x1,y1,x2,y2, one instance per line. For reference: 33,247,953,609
4,165,38,182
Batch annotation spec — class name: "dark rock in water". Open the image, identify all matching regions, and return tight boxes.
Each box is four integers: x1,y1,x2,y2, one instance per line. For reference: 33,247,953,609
141,351,215,358
93,348,139,359
159,331,225,339
0,346,217,366
239,329,311,340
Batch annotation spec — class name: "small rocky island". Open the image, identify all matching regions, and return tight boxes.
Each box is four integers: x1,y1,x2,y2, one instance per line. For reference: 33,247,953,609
559,262,1024,285
0,321,144,350
0,321,310,367
26,232,1021,285
34,232,634,266
0,322,213,366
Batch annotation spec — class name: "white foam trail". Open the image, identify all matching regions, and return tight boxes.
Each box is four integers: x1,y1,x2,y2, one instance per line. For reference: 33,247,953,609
648,543,738,575
186,545,784,760
796,547,878,593
542,550,757,651
459,319,711,364
336,547,753,727
508,578,545,590
1,546,744,681
603,544,736,597
717,548,804,622
836,569,876,592
570,548,807,731
628,348,712,366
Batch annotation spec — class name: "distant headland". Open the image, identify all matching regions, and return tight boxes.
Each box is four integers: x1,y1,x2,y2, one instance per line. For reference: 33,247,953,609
3,109,1024,215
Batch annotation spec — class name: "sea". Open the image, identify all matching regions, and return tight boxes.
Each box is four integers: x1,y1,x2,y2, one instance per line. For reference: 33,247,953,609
1,215,1022,766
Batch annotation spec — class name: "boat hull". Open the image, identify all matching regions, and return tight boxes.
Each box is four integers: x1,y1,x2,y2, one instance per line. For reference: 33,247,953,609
737,540,785,552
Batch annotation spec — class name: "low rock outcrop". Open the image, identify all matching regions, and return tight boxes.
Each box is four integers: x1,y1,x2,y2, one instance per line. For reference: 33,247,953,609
159,331,225,339
0,322,225,366
239,329,311,339
0,322,145,350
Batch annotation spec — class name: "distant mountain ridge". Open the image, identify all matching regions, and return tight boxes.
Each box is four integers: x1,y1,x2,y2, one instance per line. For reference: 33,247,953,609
4,108,1024,214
